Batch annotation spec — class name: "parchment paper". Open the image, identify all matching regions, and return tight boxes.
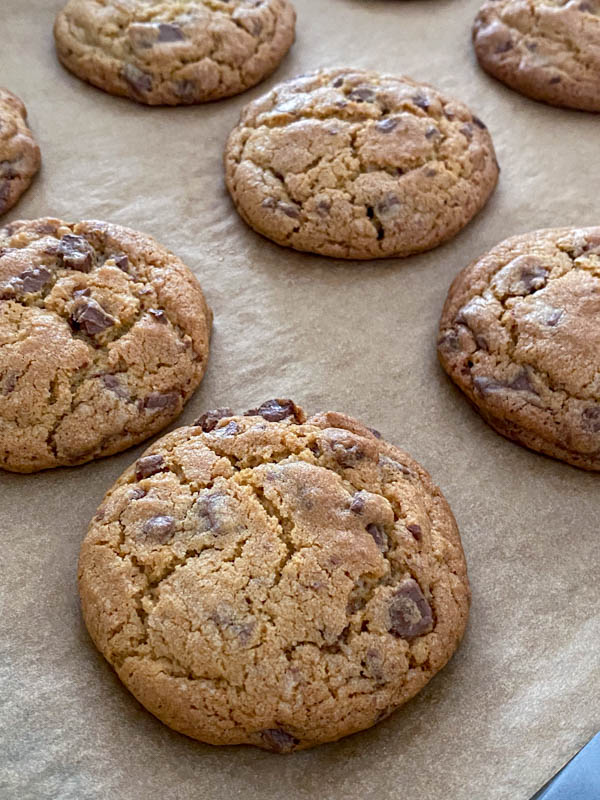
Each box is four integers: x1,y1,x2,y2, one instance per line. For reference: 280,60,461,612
1,1,599,798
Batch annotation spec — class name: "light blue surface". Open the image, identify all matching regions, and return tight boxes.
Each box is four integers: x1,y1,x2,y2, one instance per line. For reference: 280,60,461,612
534,734,600,799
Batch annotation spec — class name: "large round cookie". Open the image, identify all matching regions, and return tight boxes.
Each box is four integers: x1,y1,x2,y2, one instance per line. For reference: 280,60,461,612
225,68,499,260
79,400,470,752
0,218,211,472
438,227,600,470
473,0,600,112
0,89,41,216
54,0,296,106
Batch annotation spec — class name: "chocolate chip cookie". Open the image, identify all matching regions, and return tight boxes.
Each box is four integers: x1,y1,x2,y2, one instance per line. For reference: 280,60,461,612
0,218,212,472
473,0,600,112
438,227,600,470
79,400,470,751
0,89,41,216
54,0,296,106
225,68,499,260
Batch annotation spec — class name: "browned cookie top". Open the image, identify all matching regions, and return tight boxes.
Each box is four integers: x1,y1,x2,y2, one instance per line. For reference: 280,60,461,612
0,218,212,472
79,401,470,751
0,89,41,216
54,0,296,105
438,227,600,470
473,0,600,111
225,68,499,260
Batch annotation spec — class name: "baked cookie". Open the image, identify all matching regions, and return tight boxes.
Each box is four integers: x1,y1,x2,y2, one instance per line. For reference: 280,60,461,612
0,89,41,216
54,0,296,106
0,218,212,472
438,227,600,470
225,68,499,260
473,0,600,112
79,400,470,752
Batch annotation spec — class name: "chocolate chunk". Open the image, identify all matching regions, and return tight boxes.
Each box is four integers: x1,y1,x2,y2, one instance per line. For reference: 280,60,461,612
261,197,277,209
545,308,564,327
425,125,440,139
194,407,234,432
472,116,487,129
520,261,548,293
349,86,376,103
460,124,474,140
73,288,91,298
212,420,240,438
157,22,184,42
407,523,422,541
114,254,129,272
376,118,398,133
121,63,153,94
1,371,18,395
142,515,175,543
376,193,401,219
425,168,437,178
582,407,600,433
141,391,179,411
175,79,197,98
328,440,364,467
135,454,165,479
58,234,94,272
129,487,146,500
438,330,461,352
279,202,300,219
316,198,331,216
366,523,387,551
350,493,366,513
495,40,513,53
389,579,433,639
549,76,562,85
148,308,167,324
260,729,299,754
473,371,537,395
195,491,235,534
245,398,302,423
71,298,116,336
332,76,344,88
101,374,130,399
19,266,52,293
412,93,430,110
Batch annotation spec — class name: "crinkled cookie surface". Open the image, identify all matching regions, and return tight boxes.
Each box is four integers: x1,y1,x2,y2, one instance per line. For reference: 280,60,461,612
225,68,499,259
0,217,211,472
438,227,600,470
54,0,296,105
0,89,41,216
473,0,600,111
79,400,470,752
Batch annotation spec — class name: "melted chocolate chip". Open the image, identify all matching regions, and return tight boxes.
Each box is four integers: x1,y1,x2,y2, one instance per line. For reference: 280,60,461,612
329,440,364,467
349,86,376,103
316,198,331,216
260,729,299,754
129,487,146,500
425,126,440,139
195,492,233,534
366,523,387,551
407,523,422,541
582,407,600,433
101,374,129,399
389,579,433,639
194,407,234,432
157,22,184,42
495,40,513,53
376,118,398,133
135,454,165,479
212,420,240,438
474,371,537,395
121,63,153,94
350,493,366,514
549,76,562,84
142,515,175,543
376,193,401,218
279,202,300,219
472,116,487,129
71,299,116,336
245,399,301,423
262,197,277,209
460,124,474,140
1,371,18,395
140,391,179,411
332,76,344,88
58,234,94,272
412,93,430,111
148,308,167,324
